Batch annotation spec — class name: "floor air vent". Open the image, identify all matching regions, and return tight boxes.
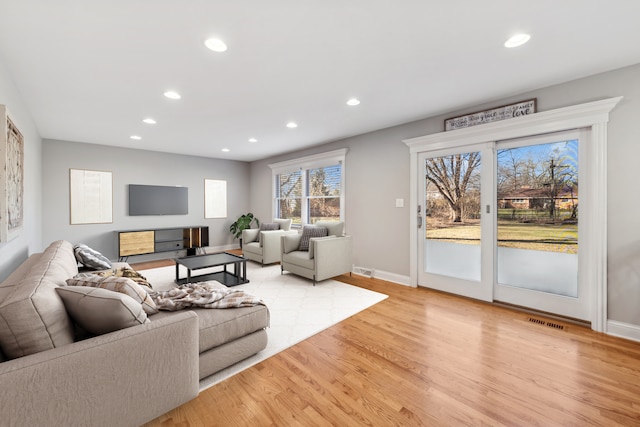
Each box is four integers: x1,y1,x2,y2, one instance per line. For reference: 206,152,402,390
353,266,374,277
529,317,565,330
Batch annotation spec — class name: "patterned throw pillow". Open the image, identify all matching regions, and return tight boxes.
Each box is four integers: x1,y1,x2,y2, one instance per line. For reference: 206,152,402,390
93,267,153,289
73,243,112,270
56,286,149,335
66,274,158,314
258,222,280,244
298,226,329,251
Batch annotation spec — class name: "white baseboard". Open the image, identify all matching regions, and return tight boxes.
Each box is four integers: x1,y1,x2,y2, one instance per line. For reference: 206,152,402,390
606,320,640,343
374,269,411,286
352,265,411,287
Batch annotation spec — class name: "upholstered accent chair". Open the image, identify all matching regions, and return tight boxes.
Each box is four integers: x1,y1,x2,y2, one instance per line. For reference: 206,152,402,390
280,221,352,285
242,218,297,265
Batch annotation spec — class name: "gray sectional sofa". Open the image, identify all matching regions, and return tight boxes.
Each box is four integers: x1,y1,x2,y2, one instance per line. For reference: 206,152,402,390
0,240,269,426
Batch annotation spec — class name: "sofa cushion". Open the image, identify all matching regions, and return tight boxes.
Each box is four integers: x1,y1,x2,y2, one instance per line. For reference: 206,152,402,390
0,240,78,359
242,241,262,257
299,226,328,251
282,250,315,269
151,305,269,351
56,286,149,335
66,274,158,315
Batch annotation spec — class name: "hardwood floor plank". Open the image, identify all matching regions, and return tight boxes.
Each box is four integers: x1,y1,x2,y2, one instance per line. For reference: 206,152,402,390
140,269,640,427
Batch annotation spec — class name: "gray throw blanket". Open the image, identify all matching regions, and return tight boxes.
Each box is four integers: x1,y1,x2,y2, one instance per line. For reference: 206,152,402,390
149,281,265,311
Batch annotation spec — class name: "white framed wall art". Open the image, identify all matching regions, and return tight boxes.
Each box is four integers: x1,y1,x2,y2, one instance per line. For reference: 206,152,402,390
0,105,24,242
69,168,113,224
204,179,227,218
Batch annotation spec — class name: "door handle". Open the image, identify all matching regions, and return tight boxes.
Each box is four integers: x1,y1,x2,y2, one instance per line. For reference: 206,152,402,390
417,216,423,229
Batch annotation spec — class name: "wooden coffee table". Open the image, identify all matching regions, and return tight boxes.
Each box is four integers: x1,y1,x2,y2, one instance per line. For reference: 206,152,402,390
174,252,248,286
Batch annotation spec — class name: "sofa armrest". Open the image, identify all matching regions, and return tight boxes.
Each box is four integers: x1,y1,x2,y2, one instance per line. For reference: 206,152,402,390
260,230,298,264
281,234,302,254
0,311,199,427
260,229,284,248
242,228,260,243
313,236,353,282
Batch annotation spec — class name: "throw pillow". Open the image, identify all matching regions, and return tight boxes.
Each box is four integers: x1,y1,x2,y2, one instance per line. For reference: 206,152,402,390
66,274,158,314
56,286,149,335
298,226,329,251
93,267,153,289
73,243,112,270
258,222,280,244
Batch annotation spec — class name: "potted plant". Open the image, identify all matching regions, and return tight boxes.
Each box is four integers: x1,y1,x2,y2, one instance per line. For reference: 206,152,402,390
229,213,260,248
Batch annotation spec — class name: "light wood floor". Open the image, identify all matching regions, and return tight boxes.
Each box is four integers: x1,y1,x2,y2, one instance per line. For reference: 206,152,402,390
139,258,640,426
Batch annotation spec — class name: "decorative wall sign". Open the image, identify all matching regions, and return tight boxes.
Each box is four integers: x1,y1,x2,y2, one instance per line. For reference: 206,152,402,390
0,105,24,242
70,169,113,224
445,99,537,131
204,179,227,218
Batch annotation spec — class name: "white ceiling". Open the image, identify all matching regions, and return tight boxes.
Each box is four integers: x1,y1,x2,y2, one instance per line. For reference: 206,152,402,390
1,1,639,162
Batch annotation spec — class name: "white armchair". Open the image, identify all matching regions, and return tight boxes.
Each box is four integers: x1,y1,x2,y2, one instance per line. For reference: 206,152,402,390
242,218,297,266
280,221,352,285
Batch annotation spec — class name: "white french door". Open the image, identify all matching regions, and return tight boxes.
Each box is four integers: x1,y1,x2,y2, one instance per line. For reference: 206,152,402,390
417,129,591,321
494,129,590,320
406,97,621,332
417,144,493,302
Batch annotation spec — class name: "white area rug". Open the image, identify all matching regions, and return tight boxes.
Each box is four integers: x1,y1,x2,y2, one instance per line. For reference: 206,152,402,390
139,262,388,391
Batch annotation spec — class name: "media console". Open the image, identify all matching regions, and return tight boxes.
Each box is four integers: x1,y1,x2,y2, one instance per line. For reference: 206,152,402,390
117,226,209,261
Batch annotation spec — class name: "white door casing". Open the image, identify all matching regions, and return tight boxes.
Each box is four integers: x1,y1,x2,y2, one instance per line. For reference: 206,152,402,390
404,97,622,332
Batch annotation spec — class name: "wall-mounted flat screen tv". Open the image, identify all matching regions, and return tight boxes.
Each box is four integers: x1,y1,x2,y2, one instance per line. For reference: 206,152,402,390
129,184,188,215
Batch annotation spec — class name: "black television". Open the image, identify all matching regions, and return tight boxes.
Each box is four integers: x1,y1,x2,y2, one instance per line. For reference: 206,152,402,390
128,184,188,216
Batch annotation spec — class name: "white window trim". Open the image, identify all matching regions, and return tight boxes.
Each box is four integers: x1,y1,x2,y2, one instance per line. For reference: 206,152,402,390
269,148,348,226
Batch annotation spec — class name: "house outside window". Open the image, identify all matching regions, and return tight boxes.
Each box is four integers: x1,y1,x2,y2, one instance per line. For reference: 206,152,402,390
270,149,347,227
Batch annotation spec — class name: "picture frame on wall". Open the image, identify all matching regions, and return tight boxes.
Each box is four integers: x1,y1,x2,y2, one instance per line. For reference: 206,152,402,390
444,99,537,131
204,179,227,218
0,105,24,242
69,168,113,224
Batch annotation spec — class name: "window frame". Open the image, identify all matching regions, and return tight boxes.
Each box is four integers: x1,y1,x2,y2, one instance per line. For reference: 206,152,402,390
269,148,347,227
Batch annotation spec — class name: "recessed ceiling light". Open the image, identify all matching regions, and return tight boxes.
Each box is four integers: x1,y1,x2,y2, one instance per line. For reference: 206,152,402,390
142,118,156,124
221,148,230,152
248,138,258,143
286,122,298,128
205,38,228,52
163,91,181,100
504,33,531,48
130,135,142,140
346,98,360,106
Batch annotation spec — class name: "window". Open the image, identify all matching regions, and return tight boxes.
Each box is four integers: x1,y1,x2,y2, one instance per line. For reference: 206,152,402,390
275,170,302,224
270,149,347,227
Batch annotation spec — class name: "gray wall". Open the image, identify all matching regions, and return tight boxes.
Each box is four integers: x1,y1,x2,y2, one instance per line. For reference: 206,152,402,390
42,140,251,262
250,63,640,326
0,54,43,282
4,45,639,328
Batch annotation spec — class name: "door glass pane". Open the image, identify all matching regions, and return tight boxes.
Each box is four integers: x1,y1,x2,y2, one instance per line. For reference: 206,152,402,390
497,140,578,297
424,152,481,281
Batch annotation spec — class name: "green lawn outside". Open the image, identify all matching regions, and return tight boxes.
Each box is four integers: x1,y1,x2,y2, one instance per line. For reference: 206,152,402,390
426,221,577,254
